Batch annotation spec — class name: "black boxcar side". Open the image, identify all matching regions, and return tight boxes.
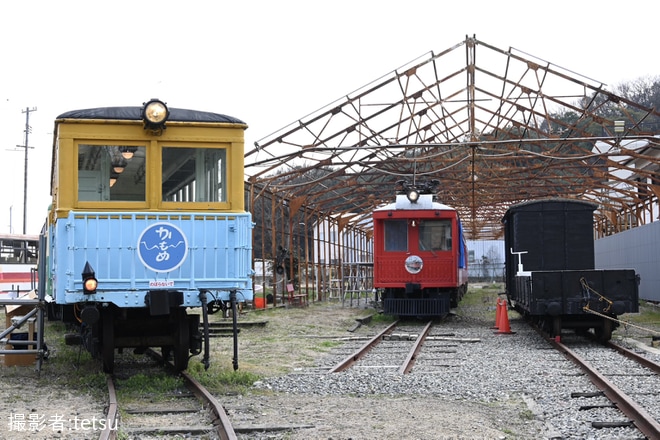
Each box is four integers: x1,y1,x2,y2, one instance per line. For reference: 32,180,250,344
517,269,638,316
503,199,639,340
504,199,597,279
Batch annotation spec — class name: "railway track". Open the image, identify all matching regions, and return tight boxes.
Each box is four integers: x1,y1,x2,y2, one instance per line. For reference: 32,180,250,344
205,320,268,338
328,320,400,373
328,319,479,374
329,320,436,374
550,334,660,439
99,350,237,440
47,309,657,440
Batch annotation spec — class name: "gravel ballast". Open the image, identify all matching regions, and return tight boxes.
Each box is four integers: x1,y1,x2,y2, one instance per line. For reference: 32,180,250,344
222,293,660,440
1,287,659,440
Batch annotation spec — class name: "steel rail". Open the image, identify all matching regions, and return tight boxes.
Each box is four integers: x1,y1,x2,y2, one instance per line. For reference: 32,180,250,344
181,370,238,440
99,375,119,440
328,321,399,373
399,320,433,374
142,348,238,440
551,338,660,439
606,340,660,375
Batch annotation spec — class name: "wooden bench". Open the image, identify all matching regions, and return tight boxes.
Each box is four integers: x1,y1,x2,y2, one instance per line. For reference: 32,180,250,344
286,283,308,307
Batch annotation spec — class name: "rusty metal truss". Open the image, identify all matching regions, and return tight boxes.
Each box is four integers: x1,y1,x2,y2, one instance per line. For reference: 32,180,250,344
245,35,660,240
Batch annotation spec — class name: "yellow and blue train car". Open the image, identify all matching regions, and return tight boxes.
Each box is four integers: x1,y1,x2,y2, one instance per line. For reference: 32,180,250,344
42,99,253,372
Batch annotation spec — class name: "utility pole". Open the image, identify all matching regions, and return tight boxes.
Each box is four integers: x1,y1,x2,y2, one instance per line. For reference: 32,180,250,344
19,107,36,234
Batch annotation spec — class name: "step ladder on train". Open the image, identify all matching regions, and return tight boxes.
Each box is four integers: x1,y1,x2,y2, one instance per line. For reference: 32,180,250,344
0,239,48,373
0,288,47,372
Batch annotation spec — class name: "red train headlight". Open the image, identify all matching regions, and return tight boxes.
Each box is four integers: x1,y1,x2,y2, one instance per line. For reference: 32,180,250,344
406,189,420,203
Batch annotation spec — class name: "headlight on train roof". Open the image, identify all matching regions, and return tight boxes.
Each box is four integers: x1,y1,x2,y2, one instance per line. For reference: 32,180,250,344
406,189,420,203
141,98,169,132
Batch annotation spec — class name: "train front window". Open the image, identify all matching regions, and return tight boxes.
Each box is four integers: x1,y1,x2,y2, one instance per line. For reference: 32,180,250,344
384,220,408,251
419,220,452,251
162,147,227,202
78,145,146,201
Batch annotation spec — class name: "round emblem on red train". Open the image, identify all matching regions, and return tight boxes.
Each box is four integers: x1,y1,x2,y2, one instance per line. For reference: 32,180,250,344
404,255,423,274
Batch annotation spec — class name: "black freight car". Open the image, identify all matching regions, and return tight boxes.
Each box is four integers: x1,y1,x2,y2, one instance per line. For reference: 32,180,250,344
502,199,639,341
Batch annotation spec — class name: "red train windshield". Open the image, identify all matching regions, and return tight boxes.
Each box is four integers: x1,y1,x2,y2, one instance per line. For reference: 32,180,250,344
383,219,453,253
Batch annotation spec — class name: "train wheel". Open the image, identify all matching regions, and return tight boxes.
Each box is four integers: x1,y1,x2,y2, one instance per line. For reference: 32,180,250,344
101,308,115,373
161,345,173,363
552,317,562,339
47,303,62,321
595,319,613,342
173,313,190,371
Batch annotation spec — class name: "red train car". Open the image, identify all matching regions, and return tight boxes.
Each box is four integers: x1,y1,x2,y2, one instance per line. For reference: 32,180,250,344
373,181,468,317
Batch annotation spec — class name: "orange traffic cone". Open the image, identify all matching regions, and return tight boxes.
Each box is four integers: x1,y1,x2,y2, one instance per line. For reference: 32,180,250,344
492,298,502,329
495,299,515,334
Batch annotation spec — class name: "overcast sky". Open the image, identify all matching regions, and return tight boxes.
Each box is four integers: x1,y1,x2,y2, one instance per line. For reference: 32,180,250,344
1,0,658,234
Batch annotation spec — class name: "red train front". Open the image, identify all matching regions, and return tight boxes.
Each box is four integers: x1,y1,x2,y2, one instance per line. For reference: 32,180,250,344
373,181,468,317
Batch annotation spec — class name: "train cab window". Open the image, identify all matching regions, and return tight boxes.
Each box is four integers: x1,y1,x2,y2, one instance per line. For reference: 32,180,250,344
162,147,227,202
78,145,146,201
418,220,452,251
384,220,408,251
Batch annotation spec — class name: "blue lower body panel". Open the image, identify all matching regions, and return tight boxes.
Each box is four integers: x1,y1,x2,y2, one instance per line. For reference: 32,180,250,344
48,211,253,308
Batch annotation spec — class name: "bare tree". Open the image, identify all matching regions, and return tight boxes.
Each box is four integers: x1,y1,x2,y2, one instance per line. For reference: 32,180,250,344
485,245,503,282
